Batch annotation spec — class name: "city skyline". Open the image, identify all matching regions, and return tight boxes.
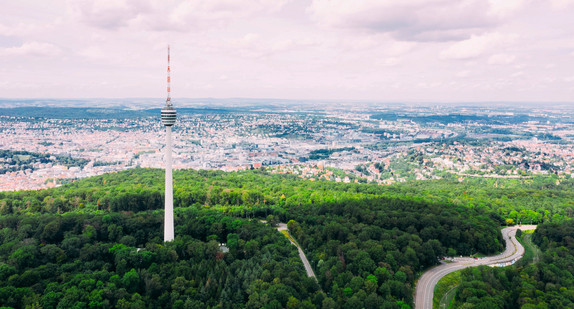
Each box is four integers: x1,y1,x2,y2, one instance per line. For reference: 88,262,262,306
1,0,574,103
2,102,574,192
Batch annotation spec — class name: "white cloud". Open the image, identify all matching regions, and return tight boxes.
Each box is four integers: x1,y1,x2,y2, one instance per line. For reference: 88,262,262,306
511,71,524,77
68,0,150,30
214,32,320,59
488,0,527,16
235,33,261,46
171,0,288,21
1,0,574,102
440,32,505,60
308,0,503,41
271,38,317,52
376,57,401,67
78,46,107,60
0,22,51,37
0,42,61,57
336,34,416,55
551,0,574,9
488,53,516,65
384,41,417,56
167,0,290,31
544,63,556,69
69,0,291,32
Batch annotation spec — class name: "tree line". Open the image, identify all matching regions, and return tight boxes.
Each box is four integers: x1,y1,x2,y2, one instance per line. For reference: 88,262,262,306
1,168,572,225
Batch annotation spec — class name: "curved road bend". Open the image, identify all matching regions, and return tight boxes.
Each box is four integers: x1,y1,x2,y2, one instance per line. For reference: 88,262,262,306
414,225,537,309
277,223,317,279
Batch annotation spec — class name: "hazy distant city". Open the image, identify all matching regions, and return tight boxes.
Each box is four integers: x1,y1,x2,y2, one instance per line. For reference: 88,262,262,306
2,99,573,191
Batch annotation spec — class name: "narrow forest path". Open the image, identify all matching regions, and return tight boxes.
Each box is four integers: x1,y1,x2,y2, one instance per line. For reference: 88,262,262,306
276,223,317,280
414,225,537,309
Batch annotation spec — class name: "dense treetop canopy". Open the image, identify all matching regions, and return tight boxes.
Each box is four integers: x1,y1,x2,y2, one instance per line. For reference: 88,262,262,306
0,168,572,308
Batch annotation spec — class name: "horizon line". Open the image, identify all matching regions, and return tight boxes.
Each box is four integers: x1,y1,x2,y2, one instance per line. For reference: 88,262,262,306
0,97,573,105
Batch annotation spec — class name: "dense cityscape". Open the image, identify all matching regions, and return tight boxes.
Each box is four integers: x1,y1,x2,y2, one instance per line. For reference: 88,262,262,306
1,101,573,191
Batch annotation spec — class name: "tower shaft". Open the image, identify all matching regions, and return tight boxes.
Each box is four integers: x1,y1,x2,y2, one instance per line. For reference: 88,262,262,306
164,126,174,242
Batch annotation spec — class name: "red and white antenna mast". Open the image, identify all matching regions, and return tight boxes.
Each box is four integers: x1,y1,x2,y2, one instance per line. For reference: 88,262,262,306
166,45,172,106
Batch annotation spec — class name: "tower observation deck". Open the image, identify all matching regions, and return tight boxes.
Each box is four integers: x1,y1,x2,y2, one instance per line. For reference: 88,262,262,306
161,104,177,126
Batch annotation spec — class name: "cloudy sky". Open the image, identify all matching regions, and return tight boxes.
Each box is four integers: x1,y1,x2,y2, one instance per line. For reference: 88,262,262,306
1,0,574,103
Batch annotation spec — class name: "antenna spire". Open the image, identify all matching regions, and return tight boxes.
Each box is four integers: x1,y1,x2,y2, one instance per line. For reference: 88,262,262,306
161,45,176,127
166,45,171,106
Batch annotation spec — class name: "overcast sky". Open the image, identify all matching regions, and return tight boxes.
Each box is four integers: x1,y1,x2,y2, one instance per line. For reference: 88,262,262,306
1,0,573,103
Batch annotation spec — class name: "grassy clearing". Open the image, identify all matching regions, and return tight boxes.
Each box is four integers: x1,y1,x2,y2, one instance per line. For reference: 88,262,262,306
517,229,540,266
441,285,458,309
433,271,462,309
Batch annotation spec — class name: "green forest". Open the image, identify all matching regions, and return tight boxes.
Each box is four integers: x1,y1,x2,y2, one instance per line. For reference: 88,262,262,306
0,168,573,308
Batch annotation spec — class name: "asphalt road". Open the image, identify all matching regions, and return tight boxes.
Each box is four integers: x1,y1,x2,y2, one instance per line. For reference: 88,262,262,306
414,225,537,309
277,223,317,279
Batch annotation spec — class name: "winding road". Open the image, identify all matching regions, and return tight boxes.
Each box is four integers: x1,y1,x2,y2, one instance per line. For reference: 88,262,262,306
414,225,536,309
277,223,317,279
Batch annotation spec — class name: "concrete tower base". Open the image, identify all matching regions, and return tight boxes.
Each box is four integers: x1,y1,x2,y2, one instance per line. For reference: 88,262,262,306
164,126,174,242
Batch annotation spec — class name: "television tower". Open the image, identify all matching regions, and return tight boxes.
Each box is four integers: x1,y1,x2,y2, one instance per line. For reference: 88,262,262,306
161,45,176,242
